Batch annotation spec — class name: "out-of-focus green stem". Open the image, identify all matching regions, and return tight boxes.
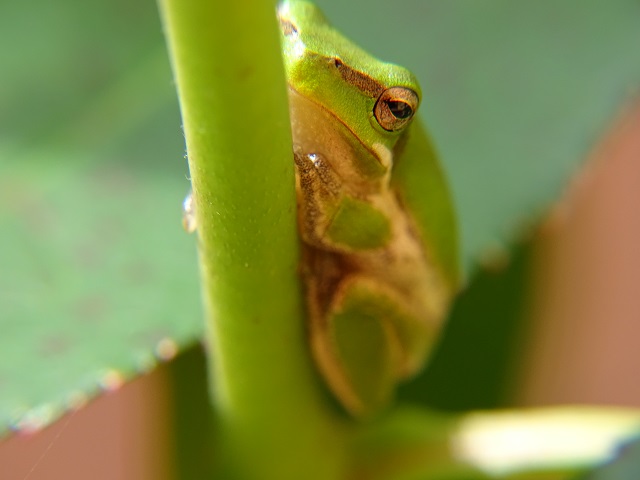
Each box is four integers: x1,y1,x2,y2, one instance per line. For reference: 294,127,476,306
156,0,348,478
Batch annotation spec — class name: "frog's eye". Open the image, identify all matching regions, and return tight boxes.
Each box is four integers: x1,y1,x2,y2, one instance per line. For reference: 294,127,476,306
374,87,419,132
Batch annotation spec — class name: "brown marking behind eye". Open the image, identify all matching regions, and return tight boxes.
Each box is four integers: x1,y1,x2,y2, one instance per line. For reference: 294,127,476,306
330,58,384,98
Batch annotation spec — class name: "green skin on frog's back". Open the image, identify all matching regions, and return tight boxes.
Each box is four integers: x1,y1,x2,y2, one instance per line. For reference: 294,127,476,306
278,1,460,417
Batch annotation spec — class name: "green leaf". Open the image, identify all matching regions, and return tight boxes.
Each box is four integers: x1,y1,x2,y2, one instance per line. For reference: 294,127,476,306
0,150,202,434
0,0,198,435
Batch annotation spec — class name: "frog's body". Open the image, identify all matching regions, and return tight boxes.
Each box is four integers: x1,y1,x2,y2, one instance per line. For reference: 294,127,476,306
278,1,459,417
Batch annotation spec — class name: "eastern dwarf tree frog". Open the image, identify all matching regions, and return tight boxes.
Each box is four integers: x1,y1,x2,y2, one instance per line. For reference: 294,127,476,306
186,0,460,418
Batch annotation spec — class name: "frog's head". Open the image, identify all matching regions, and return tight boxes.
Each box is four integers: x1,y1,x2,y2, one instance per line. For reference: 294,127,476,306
277,0,422,156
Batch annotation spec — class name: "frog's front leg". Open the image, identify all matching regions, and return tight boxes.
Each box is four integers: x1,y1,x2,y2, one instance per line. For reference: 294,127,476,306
295,150,427,416
294,150,342,248
308,272,429,417
294,150,391,253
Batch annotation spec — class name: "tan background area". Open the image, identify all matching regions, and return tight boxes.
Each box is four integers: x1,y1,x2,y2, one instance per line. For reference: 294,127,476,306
518,102,640,405
0,370,172,480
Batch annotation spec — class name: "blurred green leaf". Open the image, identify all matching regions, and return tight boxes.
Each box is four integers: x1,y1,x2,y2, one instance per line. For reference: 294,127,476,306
0,0,200,434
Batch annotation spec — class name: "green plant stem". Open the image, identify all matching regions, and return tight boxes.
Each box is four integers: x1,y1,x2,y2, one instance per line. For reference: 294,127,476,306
156,0,348,478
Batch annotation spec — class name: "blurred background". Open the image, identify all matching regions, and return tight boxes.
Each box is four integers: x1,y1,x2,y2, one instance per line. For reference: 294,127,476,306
1,0,639,478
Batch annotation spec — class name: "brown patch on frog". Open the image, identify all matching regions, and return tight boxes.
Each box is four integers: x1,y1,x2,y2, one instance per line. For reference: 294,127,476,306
330,58,384,98
294,151,342,248
300,246,352,321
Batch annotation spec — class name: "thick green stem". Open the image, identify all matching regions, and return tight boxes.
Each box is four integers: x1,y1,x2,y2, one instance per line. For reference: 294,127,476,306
156,0,348,478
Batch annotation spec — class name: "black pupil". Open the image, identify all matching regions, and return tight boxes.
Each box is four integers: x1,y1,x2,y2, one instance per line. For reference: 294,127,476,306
386,100,413,119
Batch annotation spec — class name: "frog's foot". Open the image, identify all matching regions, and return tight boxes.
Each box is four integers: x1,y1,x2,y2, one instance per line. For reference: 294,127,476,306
309,274,430,418
294,151,343,246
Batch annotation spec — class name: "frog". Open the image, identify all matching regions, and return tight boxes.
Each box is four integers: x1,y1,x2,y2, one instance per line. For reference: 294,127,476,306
277,0,459,417
186,0,460,418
